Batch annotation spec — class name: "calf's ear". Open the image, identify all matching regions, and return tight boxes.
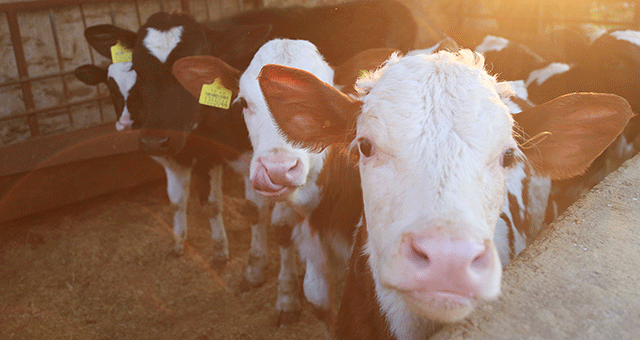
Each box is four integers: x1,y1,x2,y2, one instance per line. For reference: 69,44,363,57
171,56,241,99
84,24,137,58
514,92,633,180
258,64,361,151
74,64,108,85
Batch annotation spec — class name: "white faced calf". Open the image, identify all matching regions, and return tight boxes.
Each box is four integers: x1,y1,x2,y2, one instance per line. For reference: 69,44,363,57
238,39,343,321
258,51,631,339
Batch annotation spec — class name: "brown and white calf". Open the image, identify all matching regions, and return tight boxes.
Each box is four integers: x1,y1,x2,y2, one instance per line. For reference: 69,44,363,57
237,39,342,321
173,40,395,324
258,50,631,339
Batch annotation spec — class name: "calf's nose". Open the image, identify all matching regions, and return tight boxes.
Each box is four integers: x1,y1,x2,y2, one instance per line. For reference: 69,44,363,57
402,232,496,295
257,154,304,186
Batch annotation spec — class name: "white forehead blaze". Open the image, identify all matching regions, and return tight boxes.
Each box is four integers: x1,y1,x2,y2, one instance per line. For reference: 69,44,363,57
356,51,514,248
143,26,184,63
611,29,640,47
525,62,570,86
107,61,137,130
107,62,136,98
475,35,509,53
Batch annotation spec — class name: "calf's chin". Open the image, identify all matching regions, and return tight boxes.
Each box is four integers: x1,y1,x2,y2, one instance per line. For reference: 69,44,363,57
138,129,191,157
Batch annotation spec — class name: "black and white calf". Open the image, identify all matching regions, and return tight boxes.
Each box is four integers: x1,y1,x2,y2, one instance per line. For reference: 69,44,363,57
73,24,138,131
75,13,274,289
474,35,550,82
258,51,631,339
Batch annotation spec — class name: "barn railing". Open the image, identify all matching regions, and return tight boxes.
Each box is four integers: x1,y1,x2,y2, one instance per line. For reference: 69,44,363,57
0,0,261,224
0,0,258,145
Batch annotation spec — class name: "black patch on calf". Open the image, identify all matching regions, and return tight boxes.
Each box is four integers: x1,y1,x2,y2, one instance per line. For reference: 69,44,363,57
74,64,107,85
106,77,125,117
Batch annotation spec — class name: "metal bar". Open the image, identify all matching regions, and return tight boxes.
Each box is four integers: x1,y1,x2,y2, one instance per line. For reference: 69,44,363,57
6,9,39,137
78,3,105,123
0,96,111,123
134,0,142,27
0,0,133,13
634,1,640,29
48,9,74,126
109,1,116,25
0,70,77,88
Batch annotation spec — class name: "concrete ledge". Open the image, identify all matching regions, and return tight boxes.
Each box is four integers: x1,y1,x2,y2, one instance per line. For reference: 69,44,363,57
432,154,640,340
0,124,164,224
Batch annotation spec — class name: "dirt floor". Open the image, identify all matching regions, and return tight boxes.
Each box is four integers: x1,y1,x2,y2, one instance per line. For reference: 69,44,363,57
0,167,326,340
4,156,640,340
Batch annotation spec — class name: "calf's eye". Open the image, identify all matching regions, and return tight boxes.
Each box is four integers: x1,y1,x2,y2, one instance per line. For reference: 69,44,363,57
501,148,516,168
357,137,374,157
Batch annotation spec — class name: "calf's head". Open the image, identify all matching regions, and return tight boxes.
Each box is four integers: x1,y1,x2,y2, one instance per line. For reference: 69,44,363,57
75,24,138,131
258,50,632,327
130,12,270,156
238,39,335,203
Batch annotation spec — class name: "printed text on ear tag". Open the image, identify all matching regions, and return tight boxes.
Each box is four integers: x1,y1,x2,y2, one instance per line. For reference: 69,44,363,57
199,78,232,109
110,41,132,63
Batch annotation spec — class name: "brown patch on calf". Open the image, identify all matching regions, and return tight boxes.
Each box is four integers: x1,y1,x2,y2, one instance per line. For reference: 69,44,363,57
309,145,362,238
332,225,390,339
274,224,294,248
258,64,361,151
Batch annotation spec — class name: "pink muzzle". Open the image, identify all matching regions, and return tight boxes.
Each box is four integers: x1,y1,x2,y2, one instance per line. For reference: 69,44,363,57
252,153,305,199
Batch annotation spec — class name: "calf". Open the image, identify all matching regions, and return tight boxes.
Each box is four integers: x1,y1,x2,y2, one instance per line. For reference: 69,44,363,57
258,50,631,339
172,39,391,325
73,24,137,131
173,40,464,325
75,13,277,299
476,32,640,218
76,3,417,322
474,35,553,83
525,29,640,215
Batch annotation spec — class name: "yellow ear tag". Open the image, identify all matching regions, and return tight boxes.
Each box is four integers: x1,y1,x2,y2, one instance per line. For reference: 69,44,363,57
199,78,232,109
110,41,132,63
358,69,371,78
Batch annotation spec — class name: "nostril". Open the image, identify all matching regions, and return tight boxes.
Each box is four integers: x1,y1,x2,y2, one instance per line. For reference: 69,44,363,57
470,244,492,270
287,159,303,176
159,137,171,149
409,242,431,266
